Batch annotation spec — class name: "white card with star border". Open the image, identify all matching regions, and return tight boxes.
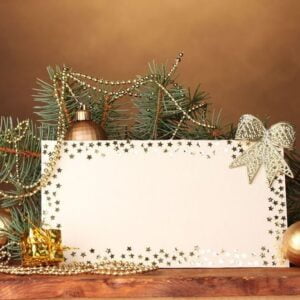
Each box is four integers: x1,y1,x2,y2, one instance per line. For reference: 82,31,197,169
41,140,288,268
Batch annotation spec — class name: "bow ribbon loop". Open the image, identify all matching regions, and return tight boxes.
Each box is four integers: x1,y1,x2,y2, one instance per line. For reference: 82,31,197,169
268,122,295,149
230,114,295,186
235,114,266,141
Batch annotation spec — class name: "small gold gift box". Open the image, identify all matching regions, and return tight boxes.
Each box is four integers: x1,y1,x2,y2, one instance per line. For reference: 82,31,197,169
21,227,64,267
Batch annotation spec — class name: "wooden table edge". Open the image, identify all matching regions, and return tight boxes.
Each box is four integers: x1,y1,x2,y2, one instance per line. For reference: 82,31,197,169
1,268,300,299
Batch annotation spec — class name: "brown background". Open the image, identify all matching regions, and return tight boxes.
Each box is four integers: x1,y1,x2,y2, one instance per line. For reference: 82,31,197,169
0,0,299,147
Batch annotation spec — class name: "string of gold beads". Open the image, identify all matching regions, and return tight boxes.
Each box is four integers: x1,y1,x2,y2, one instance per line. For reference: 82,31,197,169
69,72,151,86
2,119,44,186
153,80,216,130
67,72,152,99
3,120,30,144
66,52,184,101
171,102,209,139
166,52,184,78
0,262,157,276
3,120,30,185
65,82,81,105
69,52,183,88
0,242,157,276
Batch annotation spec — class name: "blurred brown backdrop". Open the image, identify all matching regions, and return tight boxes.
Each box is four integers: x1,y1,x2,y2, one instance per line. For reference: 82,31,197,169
0,0,299,147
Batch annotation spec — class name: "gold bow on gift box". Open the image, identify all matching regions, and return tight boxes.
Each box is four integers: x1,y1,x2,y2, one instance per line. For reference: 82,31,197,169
230,114,296,186
21,227,65,267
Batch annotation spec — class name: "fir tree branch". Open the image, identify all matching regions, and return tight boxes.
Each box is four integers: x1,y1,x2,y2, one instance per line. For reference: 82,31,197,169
286,151,300,224
100,97,111,128
0,147,40,158
152,89,163,139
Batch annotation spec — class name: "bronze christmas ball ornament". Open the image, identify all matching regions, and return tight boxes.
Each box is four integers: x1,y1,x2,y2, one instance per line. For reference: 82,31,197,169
282,221,300,266
65,105,106,141
0,209,11,246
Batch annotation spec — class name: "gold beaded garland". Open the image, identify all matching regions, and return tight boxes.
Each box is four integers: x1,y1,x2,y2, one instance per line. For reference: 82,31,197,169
171,102,209,139
3,120,30,184
153,80,216,130
67,52,185,100
0,241,157,276
66,53,215,134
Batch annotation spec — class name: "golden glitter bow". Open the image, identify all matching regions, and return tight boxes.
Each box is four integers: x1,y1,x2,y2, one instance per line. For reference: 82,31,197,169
230,114,295,186
21,227,65,267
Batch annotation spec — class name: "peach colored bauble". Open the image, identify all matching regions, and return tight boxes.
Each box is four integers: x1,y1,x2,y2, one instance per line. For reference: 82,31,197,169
65,105,106,141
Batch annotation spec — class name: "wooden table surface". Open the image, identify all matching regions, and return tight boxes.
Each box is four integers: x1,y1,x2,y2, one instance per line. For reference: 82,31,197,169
1,268,300,299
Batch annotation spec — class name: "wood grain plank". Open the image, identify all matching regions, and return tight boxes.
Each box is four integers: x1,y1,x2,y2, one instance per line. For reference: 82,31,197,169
1,268,300,299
